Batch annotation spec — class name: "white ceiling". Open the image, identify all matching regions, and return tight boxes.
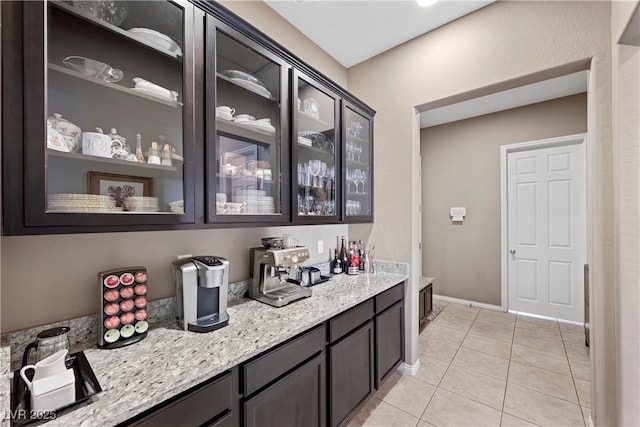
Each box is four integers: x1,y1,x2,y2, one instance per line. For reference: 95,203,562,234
264,0,494,68
263,1,587,128
419,71,589,128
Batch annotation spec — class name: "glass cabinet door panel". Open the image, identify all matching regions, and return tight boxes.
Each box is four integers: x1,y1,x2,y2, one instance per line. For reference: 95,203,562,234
210,27,286,220
344,105,372,219
294,74,339,219
44,0,188,216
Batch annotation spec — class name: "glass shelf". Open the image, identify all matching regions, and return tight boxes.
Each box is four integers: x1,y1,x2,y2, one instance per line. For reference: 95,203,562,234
50,1,183,61
48,64,183,108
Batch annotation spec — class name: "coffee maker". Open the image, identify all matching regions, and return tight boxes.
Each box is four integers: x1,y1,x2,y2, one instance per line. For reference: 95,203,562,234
249,247,312,307
174,256,230,332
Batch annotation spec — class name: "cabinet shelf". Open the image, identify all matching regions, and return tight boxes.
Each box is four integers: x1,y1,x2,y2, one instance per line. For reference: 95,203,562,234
216,118,275,145
50,1,183,61
48,149,180,172
346,159,370,168
297,143,334,158
48,64,183,108
216,73,278,101
297,110,332,133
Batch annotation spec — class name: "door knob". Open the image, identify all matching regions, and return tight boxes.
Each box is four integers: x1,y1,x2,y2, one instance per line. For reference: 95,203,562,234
510,249,516,255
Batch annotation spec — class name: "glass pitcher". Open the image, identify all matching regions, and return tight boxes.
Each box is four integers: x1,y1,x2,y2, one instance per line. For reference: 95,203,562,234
21,327,71,367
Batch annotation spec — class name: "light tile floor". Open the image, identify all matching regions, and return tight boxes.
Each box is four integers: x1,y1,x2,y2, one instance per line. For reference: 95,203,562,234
348,300,591,427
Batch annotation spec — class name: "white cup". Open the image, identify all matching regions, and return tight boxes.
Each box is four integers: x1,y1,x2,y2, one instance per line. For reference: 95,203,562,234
216,106,235,120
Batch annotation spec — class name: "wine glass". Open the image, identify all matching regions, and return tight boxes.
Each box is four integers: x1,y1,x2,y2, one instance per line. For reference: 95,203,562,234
346,140,354,161
360,173,368,194
345,169,353,193
308,160,321,187
352,169,363,194
318,162,327,188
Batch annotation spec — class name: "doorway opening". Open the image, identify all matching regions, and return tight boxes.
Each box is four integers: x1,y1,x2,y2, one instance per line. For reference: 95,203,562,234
416,70,589,316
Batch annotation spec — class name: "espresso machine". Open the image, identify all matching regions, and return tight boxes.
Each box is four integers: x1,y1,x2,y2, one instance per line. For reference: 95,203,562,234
174,256,230,332
249,246,312,307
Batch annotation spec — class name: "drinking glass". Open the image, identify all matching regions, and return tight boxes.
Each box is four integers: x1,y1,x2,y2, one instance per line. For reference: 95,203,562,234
352,169,363,194
361,174,368,194
308,160,321,187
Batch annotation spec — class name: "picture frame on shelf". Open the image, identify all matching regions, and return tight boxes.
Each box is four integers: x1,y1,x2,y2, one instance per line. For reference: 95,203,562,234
88,172,153,208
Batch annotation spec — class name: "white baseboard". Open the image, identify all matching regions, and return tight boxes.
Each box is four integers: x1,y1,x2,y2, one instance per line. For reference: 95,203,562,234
508,310,585,327
433,294,504,312
397,359,420,376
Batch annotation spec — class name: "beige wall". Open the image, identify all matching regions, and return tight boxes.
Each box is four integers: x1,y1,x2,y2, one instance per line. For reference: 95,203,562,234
0,1,348,333
347,1,614,423
612,1,640,425
219,0,347,88
421,94,587,306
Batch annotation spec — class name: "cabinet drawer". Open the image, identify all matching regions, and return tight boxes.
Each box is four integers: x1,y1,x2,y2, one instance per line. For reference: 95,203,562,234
375,283,404,313
243,324,326,396
329,299,374,343
129,371,232,427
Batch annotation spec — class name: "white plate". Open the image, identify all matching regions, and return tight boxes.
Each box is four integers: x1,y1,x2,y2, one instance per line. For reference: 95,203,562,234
229,78,272,99
128,28,182,56
235,120,276,135
132,87,181,104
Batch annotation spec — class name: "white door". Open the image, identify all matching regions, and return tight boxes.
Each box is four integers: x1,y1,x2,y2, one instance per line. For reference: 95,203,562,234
507,140,586,322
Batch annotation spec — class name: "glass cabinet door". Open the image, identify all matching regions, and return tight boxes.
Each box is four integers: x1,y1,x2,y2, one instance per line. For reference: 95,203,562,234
206,19,289,223
343,102,373,222
293,70,340,222
23,0,195,227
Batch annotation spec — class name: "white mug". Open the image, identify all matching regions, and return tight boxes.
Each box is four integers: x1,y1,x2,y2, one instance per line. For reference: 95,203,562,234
20,349,68,387
216,106,235,120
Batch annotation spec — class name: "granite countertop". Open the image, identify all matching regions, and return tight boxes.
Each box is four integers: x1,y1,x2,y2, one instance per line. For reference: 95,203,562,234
1,345,10,427
419,276,435,291
7,270,407,427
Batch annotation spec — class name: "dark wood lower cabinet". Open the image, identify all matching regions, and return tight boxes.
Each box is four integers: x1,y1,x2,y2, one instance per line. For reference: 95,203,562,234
121,282,405,427
244,353,326,427
122,370,236,427
375,300,404,387
419,283,433,325
329,320,375,427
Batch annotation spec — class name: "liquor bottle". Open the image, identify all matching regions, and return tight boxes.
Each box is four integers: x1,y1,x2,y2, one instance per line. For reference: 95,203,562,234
339,237,348,272
332,249,343,274
358,240,365,271
347,241,359,275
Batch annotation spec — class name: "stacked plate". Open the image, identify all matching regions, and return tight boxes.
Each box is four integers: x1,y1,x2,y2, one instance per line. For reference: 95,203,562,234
124,196,160,212
48,194,121,212
234,190,275,214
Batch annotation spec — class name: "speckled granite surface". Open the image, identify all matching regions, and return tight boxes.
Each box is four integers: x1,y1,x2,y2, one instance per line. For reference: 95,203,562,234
420,276,435,291
3,280,250,371
1,345,10,427
2,268,407,426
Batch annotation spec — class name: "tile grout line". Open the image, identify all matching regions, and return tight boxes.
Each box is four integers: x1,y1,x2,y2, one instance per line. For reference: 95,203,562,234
499,312,518,427
418,305,480,423
560,327,588,427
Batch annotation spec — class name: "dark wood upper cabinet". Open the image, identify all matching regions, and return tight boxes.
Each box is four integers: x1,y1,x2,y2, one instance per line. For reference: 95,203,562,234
2,0,375,235
3,0,197,234
205,15,291,224
292,68,341,224
342,100,374,223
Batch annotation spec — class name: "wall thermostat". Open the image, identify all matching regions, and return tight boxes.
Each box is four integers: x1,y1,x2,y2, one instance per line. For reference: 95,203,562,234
450,207,466,222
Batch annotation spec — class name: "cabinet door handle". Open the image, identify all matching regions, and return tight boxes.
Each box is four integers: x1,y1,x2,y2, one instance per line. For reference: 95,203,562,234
509,249,516,255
